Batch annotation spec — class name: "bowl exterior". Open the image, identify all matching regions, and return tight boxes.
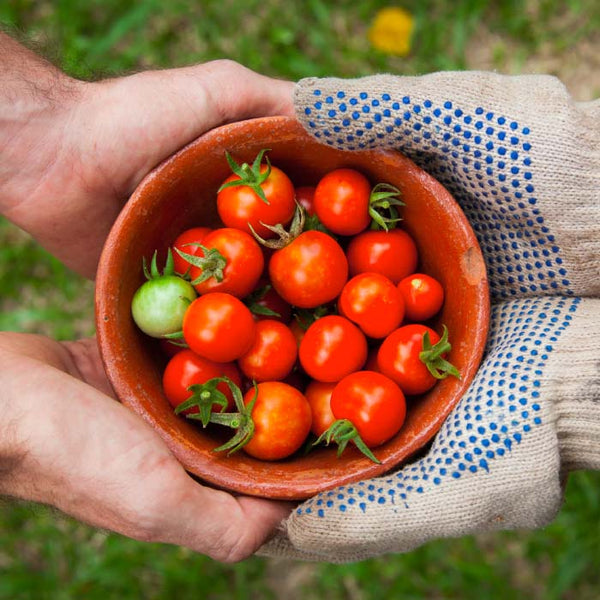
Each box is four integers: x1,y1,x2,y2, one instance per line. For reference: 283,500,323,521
95,116,489,500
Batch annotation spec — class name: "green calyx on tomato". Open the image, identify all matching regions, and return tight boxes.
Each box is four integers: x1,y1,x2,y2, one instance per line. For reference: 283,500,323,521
175,376,260,456
174,244,227,286
131,249,197,339
174,377,231,427
206,378,258,456
218,149,273,205
368,183,405,231
142,247,173,280
248,202,305,250
419,325,462,380
312,419,381,464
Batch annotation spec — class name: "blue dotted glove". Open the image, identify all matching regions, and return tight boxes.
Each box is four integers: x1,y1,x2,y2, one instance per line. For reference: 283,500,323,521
260,72,600,562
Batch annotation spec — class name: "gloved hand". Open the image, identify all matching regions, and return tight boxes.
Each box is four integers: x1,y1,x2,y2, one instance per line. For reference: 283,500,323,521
260,71,600,562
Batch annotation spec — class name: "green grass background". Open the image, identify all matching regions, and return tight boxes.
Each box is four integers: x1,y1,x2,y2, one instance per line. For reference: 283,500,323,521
1,1,599,598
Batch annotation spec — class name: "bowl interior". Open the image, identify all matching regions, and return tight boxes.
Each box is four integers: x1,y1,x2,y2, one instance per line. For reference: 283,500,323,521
95,116,489,500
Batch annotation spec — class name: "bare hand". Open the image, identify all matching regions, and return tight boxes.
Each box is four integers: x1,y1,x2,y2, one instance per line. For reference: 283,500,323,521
0,33,294,277
0,333,292,562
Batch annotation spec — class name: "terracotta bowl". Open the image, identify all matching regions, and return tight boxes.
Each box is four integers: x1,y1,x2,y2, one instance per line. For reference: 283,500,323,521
95,116,489,500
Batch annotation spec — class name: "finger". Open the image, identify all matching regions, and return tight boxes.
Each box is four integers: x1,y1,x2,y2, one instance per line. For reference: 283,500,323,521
192,59,295,123
154,477,294,562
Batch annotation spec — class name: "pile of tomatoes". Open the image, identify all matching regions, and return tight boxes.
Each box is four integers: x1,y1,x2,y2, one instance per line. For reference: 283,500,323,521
131,149,459,463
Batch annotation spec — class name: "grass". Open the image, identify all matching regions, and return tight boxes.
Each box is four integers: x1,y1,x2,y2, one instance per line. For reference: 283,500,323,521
1,1,599,598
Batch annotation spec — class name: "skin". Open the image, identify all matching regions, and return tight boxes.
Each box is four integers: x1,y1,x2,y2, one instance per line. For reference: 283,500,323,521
0,32,294,562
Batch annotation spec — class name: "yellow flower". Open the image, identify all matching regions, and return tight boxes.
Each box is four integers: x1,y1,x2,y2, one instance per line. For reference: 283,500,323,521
368,6,415,56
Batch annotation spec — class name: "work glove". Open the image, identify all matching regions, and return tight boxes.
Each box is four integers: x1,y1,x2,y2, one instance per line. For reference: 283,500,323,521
260,71,600,563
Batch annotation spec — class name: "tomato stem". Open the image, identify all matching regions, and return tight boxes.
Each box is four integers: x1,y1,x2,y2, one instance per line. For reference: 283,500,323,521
174,244,228,285
368,183,405,231
419,325,462,380
218,149,273,205
248,203,305,249
174,377,230,427
313,419,381,464
210,379,258,455
143,248,176,280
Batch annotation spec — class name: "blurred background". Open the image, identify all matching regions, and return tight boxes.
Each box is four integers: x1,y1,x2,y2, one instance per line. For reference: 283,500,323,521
1,1,599,598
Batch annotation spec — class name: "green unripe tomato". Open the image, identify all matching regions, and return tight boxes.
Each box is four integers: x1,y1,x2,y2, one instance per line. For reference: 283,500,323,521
131,275,197,338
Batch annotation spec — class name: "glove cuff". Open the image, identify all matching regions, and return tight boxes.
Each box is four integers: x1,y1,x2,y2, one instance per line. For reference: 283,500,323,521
558,401,600,471
549,299,600,471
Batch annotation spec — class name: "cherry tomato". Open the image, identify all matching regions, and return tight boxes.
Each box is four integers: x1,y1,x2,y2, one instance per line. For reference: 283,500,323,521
299,315,367,382
305,380,336,437
172,227,212,276
189,227,264,298
313,168,371,235
217,152,296,238
331,371,406,448
338,272,405,338
346,228,418,284
242,382,312,460
377,324,441,395
162,349,242,413
237,319,298,382
269,231,348,309
397,273,445,322
131,253,197,338
182,292,256,363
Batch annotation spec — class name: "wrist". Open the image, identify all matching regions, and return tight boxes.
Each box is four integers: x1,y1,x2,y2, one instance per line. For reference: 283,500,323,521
0,337,30,497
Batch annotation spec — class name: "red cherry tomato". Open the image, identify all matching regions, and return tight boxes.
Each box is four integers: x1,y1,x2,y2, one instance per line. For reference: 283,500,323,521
338,272,405,338
182,292,256,363
237,319,298,382
242,382,312,460
377,324,441,395
299,315,368,382
397,273,445,322
331,370,406,448
346,228,418,284
162,349,242,413
217,158,296,238
305,380,337,437
313,168,371,235
269,231,348,309
189,227,264,298
172,227,212,276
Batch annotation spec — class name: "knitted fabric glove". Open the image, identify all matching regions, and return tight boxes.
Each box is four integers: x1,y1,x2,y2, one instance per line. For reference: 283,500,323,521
260,72,600,563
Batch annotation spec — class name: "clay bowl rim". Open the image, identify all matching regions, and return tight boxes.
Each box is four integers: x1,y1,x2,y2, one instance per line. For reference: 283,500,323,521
95,115,490,500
